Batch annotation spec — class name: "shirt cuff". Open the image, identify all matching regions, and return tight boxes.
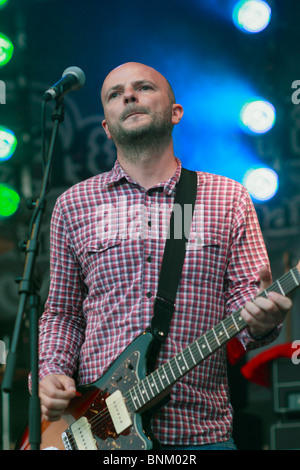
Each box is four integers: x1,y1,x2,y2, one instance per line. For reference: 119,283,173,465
248,327,277,341
28,365,69,393
239,324,282,351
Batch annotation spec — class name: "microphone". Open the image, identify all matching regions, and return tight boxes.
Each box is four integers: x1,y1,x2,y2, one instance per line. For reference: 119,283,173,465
42,66,85,101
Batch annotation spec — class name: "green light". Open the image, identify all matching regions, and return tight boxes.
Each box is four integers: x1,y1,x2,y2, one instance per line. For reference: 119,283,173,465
0,33,14,67
0,126,17,160
0,184,20,217
0,0,9,8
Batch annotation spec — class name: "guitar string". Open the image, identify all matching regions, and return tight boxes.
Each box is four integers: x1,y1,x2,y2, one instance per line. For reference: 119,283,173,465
61,271,298,447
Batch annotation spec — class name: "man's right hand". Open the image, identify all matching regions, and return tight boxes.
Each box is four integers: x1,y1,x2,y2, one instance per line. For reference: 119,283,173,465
39,374,77,422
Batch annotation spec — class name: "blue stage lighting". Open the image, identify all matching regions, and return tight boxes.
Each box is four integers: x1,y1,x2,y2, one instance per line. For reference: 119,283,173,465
239,99,276,134
233,0,271,33
243,167,278,201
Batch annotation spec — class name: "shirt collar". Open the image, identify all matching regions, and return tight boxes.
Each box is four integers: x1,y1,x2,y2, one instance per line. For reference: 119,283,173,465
106,157,182,196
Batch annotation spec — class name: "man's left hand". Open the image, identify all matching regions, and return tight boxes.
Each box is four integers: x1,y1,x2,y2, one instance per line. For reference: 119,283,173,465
240,266,293,338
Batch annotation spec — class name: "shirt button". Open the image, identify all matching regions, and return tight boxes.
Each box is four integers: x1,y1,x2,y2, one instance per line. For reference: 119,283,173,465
146,291,152,298
148,220,151,227
146,256,152,263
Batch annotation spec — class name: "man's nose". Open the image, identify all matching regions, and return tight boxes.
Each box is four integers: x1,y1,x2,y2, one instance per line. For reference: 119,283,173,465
124,87,137,104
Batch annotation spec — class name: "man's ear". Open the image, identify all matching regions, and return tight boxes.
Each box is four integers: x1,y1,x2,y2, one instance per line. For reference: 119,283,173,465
102,119,112,140
171,103,184,125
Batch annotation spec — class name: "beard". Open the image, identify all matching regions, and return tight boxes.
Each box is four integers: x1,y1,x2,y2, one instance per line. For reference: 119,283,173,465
105,105,174,159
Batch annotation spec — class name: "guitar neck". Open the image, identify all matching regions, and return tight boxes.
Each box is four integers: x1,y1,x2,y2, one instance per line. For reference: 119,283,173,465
126,266,300,413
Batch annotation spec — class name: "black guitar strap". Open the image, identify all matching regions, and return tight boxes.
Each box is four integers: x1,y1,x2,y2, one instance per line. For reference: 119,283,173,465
150,167,198,348
141,168,198,429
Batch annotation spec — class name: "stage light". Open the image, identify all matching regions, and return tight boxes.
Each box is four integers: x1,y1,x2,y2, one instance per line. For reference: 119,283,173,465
239,99,276,134
0,33,14,67
0,0,9,9
0,184,20,217
243,167,278,201
0,126,17,161
233,0,271,33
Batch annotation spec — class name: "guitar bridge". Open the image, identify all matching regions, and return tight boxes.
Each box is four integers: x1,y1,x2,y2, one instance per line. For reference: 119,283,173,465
62,430,73,450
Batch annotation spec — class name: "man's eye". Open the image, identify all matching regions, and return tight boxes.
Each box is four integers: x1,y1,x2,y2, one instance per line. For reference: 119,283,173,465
139,85,151,91
110,92,119,99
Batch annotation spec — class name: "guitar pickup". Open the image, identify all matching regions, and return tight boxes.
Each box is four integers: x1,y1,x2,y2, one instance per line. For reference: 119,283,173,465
65,417,98,450
106,390,132,434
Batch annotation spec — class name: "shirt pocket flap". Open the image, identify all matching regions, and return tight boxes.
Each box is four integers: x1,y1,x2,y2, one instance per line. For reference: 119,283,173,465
85,238,121,254
188,231,221,249
202,232,221,247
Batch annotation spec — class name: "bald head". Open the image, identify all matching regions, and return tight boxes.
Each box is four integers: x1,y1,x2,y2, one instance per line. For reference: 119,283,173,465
101,62,175,107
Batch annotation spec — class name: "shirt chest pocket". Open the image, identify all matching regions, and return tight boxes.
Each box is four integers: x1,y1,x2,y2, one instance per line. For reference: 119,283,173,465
81,238,139,293
183,232,225,285
82,239,122,289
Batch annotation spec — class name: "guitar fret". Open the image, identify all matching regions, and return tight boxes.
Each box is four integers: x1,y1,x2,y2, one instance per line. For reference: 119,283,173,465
204,334,212,353
221,320,230,339
179,354,188,372
189,343,201,363
161,364,171,385
150,374,160,394
223,317,235,336
182,351,190,369
166,362,176,383
260,289,268,299
212,328,221,346
130,388,141,410
167,359,177,380
232,315,239,331
145,376,156,397
141,381,150,401
199,338,209,355
183,348,194,370
167,359,177,381
183,349,193,369
195,340,204,359
154,369,165,390
137,384,147,405
206,330,217,350
291,268,300,286
276,279,284,295
174,356,182,376
188,346,197,365
134,388,143,408
214,324,226,345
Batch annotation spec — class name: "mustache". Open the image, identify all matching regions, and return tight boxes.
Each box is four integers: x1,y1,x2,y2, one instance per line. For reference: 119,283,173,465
121,106,149,121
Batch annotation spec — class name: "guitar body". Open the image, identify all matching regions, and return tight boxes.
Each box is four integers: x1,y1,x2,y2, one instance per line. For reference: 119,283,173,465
18,331,160,450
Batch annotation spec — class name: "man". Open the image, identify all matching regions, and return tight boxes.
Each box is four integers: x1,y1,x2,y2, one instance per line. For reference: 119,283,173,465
37,62,292,449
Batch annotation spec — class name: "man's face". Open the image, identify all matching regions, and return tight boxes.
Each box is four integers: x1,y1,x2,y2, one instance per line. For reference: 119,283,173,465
101,63,181,146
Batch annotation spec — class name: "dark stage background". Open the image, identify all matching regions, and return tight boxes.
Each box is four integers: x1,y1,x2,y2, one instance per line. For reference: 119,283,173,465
1,0,300,450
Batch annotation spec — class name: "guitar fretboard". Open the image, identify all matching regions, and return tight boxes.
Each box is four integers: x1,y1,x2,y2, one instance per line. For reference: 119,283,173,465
125,266,300,413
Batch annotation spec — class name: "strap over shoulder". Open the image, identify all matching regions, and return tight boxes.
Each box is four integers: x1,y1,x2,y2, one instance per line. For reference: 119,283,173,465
151,168,198,342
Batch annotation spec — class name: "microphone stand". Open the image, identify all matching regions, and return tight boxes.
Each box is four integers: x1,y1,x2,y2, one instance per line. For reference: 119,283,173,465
2,97,65,450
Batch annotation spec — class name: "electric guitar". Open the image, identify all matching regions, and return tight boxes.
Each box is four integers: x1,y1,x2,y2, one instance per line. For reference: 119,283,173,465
18,262,300,450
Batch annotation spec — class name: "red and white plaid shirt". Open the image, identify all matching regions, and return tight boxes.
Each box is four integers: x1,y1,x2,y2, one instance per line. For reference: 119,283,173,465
38,158,278,446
